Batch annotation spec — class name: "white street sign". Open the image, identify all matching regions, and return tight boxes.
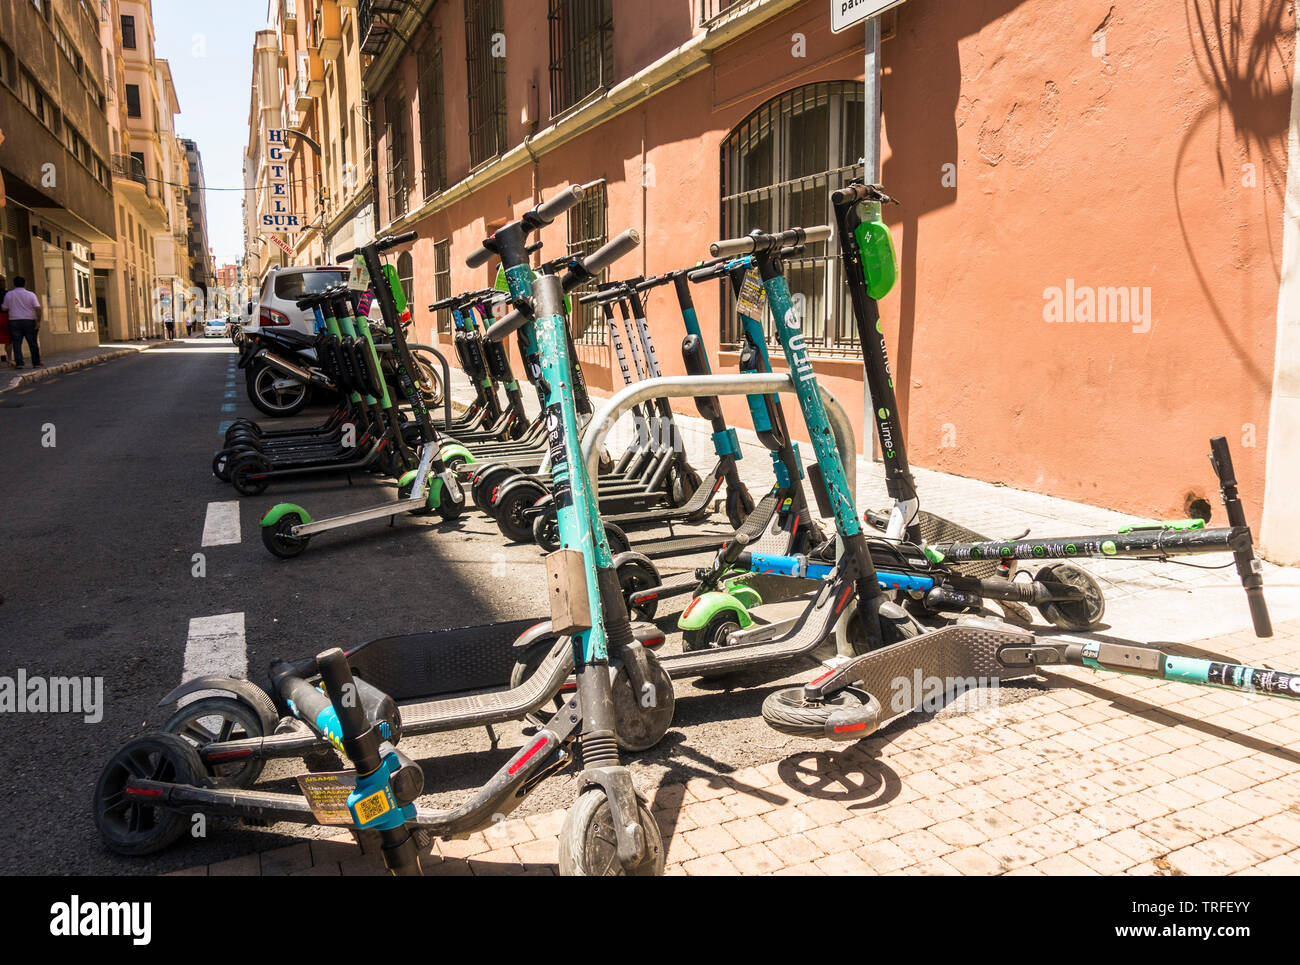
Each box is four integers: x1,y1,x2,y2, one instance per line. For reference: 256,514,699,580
831,0,906,34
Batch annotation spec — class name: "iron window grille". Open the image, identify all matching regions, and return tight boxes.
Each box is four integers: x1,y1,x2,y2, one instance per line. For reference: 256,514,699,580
418,38,447,198
464,0,507,167
433,239,452,334
566,180,608,345
719,81,865,353
547,0,613,117
384,90,409,220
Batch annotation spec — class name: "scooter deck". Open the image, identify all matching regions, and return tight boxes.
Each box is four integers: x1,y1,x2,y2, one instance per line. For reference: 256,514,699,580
346,618,544,700
841,621,1039,730
394,632,573,733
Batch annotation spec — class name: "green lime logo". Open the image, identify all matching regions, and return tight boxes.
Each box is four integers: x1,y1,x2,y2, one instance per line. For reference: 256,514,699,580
1000,545,1014,557
1065,543,1077,556
970,547,982,559
886,450,895,457
1032,546,1045,558
1102,540,1117,556
877,408,890,420
876,319,884,334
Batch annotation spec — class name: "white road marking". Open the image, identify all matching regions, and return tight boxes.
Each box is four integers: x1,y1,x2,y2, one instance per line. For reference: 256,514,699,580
201,500,242,546
179,612,248,706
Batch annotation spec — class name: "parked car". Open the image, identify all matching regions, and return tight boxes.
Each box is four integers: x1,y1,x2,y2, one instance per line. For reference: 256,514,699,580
203,318,228,338
242,265,349,337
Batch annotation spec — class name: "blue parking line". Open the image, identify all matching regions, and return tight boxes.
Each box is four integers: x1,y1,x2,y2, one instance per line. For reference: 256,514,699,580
224,390,236,398
219,420,234,434
221,403,236,412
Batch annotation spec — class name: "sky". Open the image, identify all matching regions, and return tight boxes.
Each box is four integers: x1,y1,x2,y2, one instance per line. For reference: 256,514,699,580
152,1,270,268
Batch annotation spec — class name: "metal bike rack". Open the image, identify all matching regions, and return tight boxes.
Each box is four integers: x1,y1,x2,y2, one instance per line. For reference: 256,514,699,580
581,373,857,496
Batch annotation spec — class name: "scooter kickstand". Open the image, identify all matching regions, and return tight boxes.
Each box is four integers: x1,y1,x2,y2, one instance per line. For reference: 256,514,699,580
485,724,499,750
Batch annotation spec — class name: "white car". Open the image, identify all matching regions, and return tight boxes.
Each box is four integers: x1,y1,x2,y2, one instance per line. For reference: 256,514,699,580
243,266,350,337
203,318,227,338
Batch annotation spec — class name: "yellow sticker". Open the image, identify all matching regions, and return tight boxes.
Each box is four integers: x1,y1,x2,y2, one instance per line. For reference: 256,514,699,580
354,788,391,824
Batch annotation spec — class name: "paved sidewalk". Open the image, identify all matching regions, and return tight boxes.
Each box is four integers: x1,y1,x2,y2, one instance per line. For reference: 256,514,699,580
169,616,1300,876
1,338,167,392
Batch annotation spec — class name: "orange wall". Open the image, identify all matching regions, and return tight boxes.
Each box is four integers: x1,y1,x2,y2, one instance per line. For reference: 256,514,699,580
376,0,1294,531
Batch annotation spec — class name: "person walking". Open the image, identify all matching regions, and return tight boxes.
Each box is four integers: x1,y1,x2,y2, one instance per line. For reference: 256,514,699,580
0,276,11,366
2,276,42,368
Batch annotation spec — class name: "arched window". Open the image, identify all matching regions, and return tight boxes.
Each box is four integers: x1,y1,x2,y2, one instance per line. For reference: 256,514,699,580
720,81,864,351
397,251,413,306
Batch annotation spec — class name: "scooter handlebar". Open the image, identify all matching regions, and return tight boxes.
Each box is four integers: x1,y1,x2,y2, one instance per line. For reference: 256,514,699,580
561,229,641,288
831,182,898,207
710,225,831,259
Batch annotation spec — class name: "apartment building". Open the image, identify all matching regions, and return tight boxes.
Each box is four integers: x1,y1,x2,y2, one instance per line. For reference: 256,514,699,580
355,0,1297,558
0,0,116,354
180,137,213,300
87,0,183,339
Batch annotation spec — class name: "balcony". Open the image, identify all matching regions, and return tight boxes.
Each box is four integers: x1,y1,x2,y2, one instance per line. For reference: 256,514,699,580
295,73,313,112
316,0,343,59
113,153,147,186
359,0,404,57
307,49,325,96
283,0,297,28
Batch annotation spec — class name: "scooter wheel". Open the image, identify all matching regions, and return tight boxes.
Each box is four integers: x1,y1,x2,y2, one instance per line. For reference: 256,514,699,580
262,512,309,558
605,524,632,557
682,613,742,653
558,788,664,876
725,484,757,530
480,466,526,515
611,650,675,752
1035,562,1106,630
162,693,276,788
761,687,869,738
93,732,205,856
212,449,234,482
495,485,545,543
436,485,465,521
617,556,661,619
533,508,561,552
230,453,272,497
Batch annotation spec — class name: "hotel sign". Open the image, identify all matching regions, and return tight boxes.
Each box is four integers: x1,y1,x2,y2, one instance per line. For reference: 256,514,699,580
260,129,301,233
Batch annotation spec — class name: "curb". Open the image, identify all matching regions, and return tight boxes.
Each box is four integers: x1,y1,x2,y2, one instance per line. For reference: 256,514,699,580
2,342,159,393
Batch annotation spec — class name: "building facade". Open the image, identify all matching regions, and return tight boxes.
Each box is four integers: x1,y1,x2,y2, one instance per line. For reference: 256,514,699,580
0,0,116,354
242,1,373,291
89,0,198,341
344,0,1299,560
180,137,213,302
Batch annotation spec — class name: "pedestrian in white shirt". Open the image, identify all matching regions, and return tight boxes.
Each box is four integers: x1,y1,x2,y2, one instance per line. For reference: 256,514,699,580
1,277,42,368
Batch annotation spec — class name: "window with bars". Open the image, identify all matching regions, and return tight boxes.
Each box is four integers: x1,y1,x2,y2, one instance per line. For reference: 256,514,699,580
547,0,613,117
464,0,506,167
432,239,452,334
720,81,864,353
384,90,409,220
418,38,447,199
566,181,608,345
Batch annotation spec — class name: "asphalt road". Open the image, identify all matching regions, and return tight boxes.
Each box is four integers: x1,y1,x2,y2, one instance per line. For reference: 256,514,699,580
0,338,886,875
